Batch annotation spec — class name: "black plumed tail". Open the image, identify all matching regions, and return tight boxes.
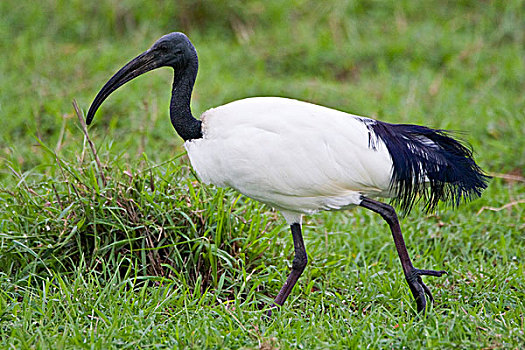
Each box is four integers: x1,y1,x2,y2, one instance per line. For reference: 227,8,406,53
368,121,490,213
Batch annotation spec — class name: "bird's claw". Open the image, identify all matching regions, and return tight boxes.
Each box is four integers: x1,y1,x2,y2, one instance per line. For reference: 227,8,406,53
263,303,281,320
406,268,447,314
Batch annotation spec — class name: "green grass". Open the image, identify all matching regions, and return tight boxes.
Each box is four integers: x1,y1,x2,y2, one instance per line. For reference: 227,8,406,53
1,0,524,348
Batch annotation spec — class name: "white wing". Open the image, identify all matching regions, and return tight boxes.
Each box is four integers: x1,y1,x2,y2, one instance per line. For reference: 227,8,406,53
185,97,393,220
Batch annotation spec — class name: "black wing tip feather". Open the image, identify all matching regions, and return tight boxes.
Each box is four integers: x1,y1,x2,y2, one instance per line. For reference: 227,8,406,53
368,122,490,214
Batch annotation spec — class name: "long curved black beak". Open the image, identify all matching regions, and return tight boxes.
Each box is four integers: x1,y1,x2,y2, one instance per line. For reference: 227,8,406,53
86,49,161,125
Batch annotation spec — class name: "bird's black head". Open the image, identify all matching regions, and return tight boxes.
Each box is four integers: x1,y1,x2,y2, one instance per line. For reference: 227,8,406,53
149,32,197,69
86,32,197,124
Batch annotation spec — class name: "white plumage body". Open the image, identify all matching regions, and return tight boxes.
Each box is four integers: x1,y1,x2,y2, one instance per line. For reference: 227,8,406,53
185,97,394,223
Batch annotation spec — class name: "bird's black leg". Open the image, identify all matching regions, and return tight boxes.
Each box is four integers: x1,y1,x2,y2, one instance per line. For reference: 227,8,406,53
359,197,446,313
268,222,308,317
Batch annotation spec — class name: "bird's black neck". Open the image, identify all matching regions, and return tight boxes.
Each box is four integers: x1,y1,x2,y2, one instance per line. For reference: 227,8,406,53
170,53,202,141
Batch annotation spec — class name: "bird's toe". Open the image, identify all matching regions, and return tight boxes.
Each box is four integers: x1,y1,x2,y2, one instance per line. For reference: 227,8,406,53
405,267,446,314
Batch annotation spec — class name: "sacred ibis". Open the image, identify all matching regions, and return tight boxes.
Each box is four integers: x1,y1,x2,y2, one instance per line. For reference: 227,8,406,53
87,32,489,314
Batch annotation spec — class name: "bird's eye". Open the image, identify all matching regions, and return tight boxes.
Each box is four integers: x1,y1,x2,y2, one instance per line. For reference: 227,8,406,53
157,43,169,52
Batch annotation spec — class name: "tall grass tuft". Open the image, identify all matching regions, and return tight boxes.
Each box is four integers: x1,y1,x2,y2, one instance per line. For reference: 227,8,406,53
0,104,282,299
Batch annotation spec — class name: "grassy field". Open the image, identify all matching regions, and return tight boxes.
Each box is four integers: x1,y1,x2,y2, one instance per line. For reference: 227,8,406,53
1,0,524,348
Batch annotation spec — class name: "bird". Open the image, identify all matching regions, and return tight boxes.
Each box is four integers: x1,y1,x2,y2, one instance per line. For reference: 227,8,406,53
86,32,489,315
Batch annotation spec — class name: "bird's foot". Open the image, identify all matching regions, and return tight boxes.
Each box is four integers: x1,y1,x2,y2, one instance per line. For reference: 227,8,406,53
405,267,447,314
263,303,280,321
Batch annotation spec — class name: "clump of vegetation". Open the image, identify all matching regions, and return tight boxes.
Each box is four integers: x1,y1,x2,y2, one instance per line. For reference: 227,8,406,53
0,109,281,297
